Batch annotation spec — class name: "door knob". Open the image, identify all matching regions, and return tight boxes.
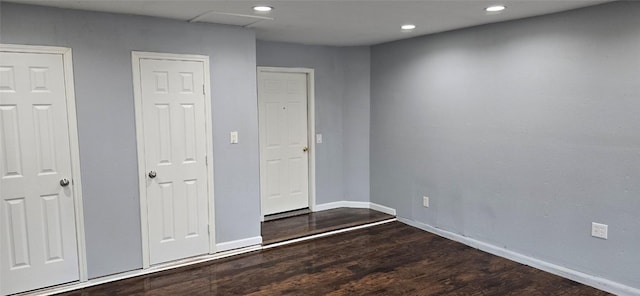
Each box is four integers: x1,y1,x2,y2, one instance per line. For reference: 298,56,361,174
303,146,309,152
60,178,70,187
148,171,157,179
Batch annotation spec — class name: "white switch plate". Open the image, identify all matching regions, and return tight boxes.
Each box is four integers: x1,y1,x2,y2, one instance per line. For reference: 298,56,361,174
316,133,323,144
591,222,608,239
230,131,238,144
423,196,430,208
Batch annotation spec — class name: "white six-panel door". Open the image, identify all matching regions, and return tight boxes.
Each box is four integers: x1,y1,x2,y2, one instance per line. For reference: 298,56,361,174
0,51,80,295
137,58,210,265
258,71,310,216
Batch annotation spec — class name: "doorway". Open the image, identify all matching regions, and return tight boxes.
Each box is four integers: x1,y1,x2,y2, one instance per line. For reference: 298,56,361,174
132,52,215,267
0,44,86,295
257,67,316,219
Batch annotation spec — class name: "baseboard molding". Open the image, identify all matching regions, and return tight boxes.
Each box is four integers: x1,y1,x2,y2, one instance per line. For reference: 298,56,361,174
215,236,263,252
398,218,640,296
314,201,370,211
20,244,262,296
369,202,397,216
314,201,397,216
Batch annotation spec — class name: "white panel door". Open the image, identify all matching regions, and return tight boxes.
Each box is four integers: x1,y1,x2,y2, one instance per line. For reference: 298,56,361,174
0,52,79,295
258,71,309,215
139,59,210,265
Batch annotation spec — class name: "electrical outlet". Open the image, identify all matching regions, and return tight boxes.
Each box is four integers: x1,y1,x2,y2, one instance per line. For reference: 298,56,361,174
423,196,430,208
230,131,239,144
591,222,608,239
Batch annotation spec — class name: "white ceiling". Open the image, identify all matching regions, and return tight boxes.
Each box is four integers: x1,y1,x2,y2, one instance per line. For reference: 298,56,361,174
6,0,613,46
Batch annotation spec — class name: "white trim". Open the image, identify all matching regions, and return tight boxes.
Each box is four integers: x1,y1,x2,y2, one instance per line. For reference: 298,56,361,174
131,51,216,268
215,236,263,253
314,201,370,212
0,44,72,54
131,53,149,268
313,201,397,216
256,67,316,215
60,47,89,283
398,218,640,296
0,44,88,283
307,70,316,212
369,202,397,216
17,245,262,296
263,218,396,250
201,57,217,255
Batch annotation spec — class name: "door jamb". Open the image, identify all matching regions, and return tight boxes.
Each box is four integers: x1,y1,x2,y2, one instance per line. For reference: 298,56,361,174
0,44,88,282
256,66,317,220
131,51,216,269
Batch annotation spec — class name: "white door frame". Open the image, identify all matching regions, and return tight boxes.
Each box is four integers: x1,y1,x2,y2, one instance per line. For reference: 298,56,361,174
132,51,216,268
0,44,88,283
257,66,316,219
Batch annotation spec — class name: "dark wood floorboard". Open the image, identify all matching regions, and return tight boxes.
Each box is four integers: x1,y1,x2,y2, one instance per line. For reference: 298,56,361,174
58,222,610,296
261,208,395,245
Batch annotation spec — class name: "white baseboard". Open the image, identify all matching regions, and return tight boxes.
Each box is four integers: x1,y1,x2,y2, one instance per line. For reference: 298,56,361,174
215,236,263,252
314,201,397,216
398,218,640,296
369,202,397,215
314,201,369,211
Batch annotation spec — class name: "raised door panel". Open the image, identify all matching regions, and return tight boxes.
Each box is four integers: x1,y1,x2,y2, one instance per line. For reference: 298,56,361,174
41,194,64,263
0,105,22,179
4,197,30,269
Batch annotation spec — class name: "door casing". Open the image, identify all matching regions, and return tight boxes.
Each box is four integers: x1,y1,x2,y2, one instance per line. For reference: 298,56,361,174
132,51,216,268
257,67,316,220
0,43,88,288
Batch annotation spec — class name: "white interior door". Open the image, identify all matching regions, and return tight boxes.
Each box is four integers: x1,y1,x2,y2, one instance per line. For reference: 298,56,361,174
138,58,210,265
0,51,79,295
258,70,310,216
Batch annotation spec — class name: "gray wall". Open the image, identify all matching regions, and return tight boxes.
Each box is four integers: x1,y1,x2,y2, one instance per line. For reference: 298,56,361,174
371,1,640,289
257,41,371,203
0,3,261,278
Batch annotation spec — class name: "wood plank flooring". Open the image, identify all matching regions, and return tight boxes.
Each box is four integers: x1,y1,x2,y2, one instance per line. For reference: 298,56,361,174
261,208,395,245
58,222,609,295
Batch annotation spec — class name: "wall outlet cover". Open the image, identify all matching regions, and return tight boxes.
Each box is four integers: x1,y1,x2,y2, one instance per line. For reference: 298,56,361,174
230,131,239,144
591,222,608,239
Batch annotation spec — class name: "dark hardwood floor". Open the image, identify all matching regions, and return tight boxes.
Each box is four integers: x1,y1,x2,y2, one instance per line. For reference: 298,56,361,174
261,207,395,245
58,222,609,295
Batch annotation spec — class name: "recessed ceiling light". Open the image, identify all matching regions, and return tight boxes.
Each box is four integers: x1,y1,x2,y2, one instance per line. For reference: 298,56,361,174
401,24,416,30
253,6,273,12
485,5,506,12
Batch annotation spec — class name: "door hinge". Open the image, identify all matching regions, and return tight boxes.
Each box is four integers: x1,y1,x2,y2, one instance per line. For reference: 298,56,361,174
205,155,208,166
203,84,205,95
208,225,211,235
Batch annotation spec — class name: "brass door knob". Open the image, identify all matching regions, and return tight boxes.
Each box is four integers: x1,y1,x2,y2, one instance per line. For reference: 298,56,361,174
303,146,309,152
60,178,70,187
148,171,157,179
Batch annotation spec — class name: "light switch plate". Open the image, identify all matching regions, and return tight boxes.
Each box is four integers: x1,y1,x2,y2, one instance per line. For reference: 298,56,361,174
316,133,323,144
423,196,430,208
230,131,238,144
